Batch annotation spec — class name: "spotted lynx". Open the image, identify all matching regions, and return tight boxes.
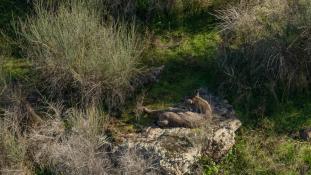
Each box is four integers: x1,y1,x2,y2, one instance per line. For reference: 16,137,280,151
140,93,213,128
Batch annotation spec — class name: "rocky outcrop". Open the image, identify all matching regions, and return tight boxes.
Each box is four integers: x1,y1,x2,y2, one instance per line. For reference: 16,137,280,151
113,88,242,174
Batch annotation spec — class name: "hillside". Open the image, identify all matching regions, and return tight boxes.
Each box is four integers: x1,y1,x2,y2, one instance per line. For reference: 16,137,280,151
0,0,311,174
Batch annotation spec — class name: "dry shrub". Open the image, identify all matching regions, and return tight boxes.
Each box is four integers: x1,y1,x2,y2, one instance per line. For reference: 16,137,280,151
33,134,160,175
0,102,31,174
28,106,161,174
217,0,311,106
0,56,6,95
29,123,112,175
26,104,109,174
19,0,143,109
0,100,159,174
115,147,160,175
1,102,110,174
217,0,289,44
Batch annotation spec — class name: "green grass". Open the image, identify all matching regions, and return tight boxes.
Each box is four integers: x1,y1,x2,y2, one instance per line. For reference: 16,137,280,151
2,58,31,79
149,11,217,35
191,102,311,175
144,29,221,106
119,7,311,174
218,129,311,175
142,8,311,175
0,1,310,174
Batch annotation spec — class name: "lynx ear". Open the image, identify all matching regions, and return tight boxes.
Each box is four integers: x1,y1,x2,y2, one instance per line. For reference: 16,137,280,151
195,90,200,97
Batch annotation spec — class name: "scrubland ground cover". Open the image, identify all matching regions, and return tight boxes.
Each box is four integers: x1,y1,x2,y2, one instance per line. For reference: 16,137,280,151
0,0,311,174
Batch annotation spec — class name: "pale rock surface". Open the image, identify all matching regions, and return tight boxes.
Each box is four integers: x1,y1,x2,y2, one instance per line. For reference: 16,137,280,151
113,88,242,174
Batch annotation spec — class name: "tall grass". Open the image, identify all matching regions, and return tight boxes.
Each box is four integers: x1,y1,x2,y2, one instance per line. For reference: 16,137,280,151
19,0,143,109
216,0,311,110
102,0,212,22
0,95,160,174
28,105,110,175
0,56,6,95
0,97,31,174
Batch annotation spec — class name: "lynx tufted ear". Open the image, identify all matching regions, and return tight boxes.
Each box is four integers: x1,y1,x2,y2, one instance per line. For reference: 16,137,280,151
195,90,200,97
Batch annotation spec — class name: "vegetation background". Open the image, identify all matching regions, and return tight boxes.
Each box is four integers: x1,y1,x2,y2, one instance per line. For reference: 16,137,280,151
0,0,311,174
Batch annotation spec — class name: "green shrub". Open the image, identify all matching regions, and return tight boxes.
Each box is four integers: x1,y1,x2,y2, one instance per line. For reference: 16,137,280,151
217,0,311,108
19,0,143,109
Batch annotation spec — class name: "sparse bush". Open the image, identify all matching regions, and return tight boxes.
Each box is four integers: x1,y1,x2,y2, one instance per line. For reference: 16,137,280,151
217,0,311,108
28,104,161,175
0,99,32,174
0,98,160,174
19,0,143,109
29,108,111,175
115,147,160,175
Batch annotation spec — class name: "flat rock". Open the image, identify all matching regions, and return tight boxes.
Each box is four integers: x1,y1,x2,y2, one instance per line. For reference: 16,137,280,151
114,88,242,174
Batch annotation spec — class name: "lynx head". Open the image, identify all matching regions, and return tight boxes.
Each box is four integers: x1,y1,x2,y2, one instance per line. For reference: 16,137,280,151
191,91,203,102
186,92,200,105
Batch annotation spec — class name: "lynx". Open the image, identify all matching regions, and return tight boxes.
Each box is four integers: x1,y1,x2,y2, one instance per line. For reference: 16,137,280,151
140,94,213,128
187,94,213,119
141,106,206,128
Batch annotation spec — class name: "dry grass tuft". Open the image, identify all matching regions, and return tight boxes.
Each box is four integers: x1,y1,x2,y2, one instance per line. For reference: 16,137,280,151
116,147,160,175
26,104,109,174
28,105,161,174
0,103,31,174
19,0,144,109
216,0,311,106
0,99,161,174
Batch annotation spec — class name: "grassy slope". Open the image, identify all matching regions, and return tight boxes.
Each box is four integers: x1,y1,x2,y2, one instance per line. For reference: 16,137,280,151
144,13,220,106
142,11,311,175
0,2,311,175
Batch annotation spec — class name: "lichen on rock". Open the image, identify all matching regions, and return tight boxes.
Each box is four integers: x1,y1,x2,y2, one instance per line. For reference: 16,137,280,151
114,88,242,174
